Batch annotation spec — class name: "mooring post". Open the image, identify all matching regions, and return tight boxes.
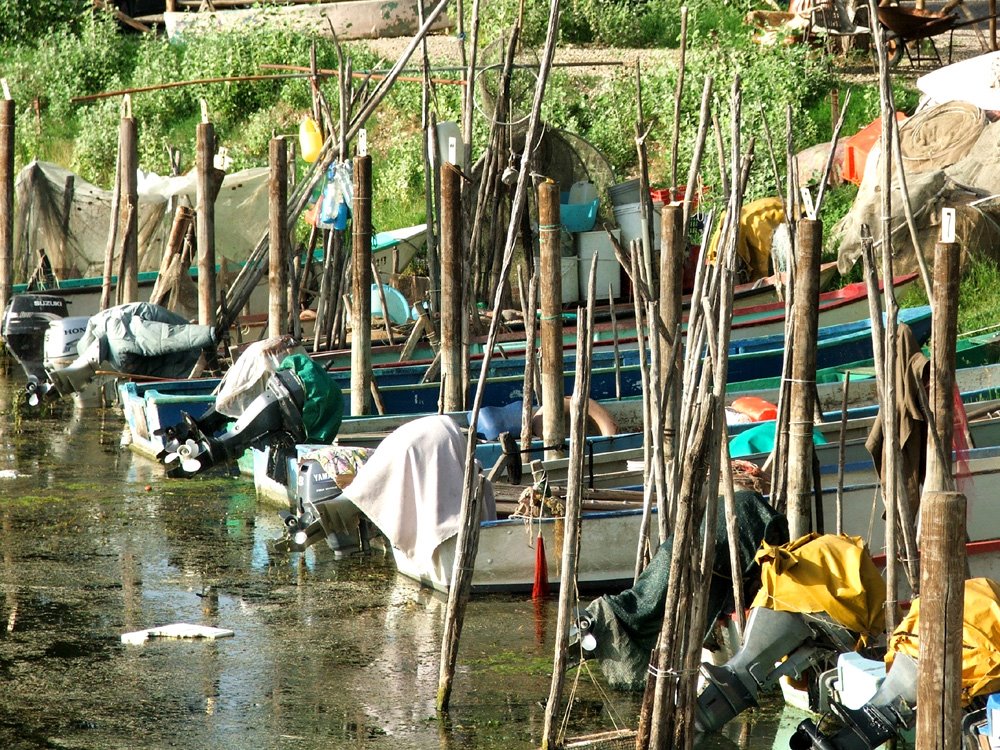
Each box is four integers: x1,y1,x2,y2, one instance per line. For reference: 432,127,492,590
439,162,464,412
350,153,373,415
786,218,822,538
542,256,596,750
117,115,139,304
268,136,288,339
926,239,960,492
916,490,967,750
659,203,685,474
538,180,565,460
196,121,217,326
0,95,13,317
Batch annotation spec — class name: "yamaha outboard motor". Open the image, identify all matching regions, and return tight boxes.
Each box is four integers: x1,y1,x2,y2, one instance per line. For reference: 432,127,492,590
789,652,918,750
695,607,859,732
162,368,307,478
2,293,70,388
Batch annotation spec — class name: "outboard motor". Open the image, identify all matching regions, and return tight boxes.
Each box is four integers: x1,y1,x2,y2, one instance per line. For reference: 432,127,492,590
1,293,70,387
789,652,917,750
695,607,859,732
162,368,307,478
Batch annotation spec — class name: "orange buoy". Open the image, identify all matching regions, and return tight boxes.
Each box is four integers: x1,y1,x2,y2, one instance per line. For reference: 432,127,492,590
730,395,778,422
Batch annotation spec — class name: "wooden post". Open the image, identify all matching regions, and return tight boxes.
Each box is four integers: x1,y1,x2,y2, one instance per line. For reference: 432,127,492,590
351,153,373,416
915,490,967,750
538,180,565,461
925,241,960,492
0,97,13,316
196,121,217,325
439,163,464,412
268,136,288,339
659,204,685,473
542,255,596,750
786,218,822,539
117,115,139,304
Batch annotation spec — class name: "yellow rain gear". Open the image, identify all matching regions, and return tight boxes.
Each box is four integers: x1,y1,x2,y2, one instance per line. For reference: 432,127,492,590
751,533,886,638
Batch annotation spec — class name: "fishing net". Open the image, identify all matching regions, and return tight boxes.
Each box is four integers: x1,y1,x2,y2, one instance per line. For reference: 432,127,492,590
582,490,789,691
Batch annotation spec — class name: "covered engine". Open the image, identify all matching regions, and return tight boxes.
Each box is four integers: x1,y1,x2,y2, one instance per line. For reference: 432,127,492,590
791,577,1000,750
694,533,888,733
2,296,216,405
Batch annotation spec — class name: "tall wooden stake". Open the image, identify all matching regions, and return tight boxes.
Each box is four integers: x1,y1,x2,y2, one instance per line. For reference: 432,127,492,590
659,204,685,486
268,136,288,338
196,121,217,325
440,163,464,412
0,96,12,317
117,115,139,304
350,153,373,416
925,240,960,492
538,180,565,460
541,256,597,750
915,491,967,750
786,218,822,539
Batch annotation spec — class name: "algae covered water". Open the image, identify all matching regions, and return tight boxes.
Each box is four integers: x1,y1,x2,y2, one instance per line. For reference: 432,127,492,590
0,374,798,750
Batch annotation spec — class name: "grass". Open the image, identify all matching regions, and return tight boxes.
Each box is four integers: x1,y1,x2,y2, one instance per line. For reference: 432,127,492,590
898,255,1000,335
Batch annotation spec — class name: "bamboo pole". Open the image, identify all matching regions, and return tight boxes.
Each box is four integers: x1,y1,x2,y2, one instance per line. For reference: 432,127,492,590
542,258,596,750
634,60,655,292
786,218,822,539
268,137,288,338
538,180,565,460
371,259,396,345
350,153,372,416
117,115,139,305
437,0,562,714
149,205,194,307
835,372,851,535
659,204,685,487
669,7,688,192
925,240,960,493
99,135,122,313
0,96,13,317
915,491,967,750
196,121,217,325
440,163,464,413
518,268,539,453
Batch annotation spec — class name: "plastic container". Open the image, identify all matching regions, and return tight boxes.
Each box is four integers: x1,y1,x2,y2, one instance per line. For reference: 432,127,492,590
560,191,599,233
613,201,662,250
843,112,907,185
533,256,579,304
436,121,464,168
298,116,323,163
578,228,620,300
730,396,778,423
370,283,411,325
569,180,598,204
608,178,641,206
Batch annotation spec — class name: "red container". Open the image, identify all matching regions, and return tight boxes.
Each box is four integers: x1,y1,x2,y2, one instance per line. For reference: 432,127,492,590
843,112,907,186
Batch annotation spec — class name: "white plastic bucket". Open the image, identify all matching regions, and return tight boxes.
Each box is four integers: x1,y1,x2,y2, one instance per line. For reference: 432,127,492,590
613,201,662,251
608,178,641,206
578,229,621,300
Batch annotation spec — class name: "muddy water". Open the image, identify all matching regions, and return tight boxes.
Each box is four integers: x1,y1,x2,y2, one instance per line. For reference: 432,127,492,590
0,373,798,750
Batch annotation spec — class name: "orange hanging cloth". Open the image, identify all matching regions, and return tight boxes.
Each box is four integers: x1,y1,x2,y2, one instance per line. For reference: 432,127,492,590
532,534,550,600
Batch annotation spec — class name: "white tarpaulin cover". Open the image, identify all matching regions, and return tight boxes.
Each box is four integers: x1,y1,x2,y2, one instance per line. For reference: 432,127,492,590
343,415,497,568
834,102,1000,275
13,160,270,283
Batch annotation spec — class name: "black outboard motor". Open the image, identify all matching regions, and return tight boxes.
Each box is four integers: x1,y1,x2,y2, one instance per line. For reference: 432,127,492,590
1,293,70,387
789,652,917,750
162,368,307,478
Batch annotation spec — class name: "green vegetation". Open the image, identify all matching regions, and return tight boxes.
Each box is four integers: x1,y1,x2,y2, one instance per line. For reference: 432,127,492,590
0,0,975,314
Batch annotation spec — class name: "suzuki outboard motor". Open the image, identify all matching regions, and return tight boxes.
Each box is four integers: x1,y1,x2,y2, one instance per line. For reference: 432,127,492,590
789,652,917,750
2,293,70,386
163,368,307,478
695,607,859,733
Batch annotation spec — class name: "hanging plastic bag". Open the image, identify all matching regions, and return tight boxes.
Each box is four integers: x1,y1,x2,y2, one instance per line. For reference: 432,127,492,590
319,161,353,231
299,116,323,163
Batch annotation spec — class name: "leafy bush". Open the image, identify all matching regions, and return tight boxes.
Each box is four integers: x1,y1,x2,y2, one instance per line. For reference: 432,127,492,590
0,0,90,47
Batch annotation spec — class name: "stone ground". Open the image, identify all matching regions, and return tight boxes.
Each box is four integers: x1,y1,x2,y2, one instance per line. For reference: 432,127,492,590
355,4,998,87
